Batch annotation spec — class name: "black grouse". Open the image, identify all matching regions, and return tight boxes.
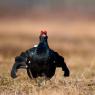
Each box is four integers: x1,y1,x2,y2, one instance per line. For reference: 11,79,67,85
11,31,70,79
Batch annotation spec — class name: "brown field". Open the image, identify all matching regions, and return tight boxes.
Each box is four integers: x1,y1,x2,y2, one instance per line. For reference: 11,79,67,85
0,19,95,95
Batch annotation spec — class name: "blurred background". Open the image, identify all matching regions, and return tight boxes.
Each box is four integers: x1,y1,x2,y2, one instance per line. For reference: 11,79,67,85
0,0,95,57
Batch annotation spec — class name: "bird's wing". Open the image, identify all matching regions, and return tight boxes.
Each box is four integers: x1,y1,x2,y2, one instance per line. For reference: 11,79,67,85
49,49,70,77
11,47,36,78
49,49,64,66
15,47,36,62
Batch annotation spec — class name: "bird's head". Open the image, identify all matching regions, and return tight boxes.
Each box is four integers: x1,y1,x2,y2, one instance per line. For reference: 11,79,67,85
39,31,48,42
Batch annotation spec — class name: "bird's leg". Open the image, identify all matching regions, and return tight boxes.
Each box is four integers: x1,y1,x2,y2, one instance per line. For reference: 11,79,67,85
27,68,33,79
26,57,33,79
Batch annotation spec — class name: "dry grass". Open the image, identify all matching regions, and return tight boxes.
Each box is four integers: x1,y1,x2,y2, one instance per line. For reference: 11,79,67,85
0,20,95,95
0,55,95,95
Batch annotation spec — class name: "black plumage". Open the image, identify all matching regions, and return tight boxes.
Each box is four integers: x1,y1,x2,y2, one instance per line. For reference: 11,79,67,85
11,31,70,79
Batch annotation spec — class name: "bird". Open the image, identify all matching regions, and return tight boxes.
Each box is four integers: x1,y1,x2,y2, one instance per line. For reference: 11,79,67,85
11,31,70,79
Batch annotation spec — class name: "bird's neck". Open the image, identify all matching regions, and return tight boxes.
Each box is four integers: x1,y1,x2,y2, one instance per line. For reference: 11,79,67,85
36,41,49,55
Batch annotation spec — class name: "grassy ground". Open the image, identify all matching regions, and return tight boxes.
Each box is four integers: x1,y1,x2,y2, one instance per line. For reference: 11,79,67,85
0,20,95,95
